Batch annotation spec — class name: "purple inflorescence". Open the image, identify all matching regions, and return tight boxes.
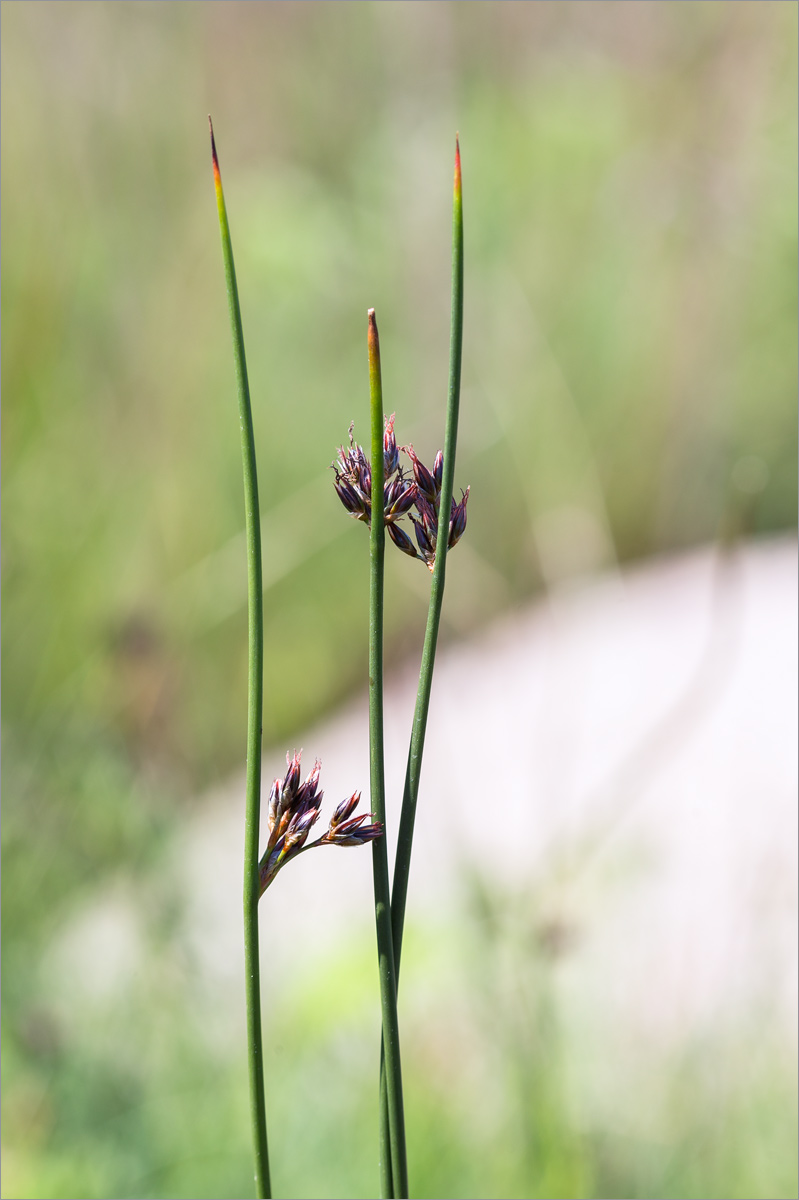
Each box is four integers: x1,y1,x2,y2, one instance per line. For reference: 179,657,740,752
258,751,382,896
332,418,469,571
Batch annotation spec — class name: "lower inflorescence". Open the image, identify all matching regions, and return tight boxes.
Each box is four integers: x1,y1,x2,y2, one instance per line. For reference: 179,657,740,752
258,750,382,896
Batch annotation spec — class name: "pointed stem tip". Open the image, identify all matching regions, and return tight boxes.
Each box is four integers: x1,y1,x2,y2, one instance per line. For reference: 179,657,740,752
368,308,379,357
209,115,221,183
454,133,461,200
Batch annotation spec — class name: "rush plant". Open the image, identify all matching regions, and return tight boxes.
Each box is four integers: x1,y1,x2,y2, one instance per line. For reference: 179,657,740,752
331,139,465,1198
211,118,466,1200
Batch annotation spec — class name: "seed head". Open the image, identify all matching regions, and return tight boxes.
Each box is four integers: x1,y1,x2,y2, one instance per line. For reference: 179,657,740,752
259,755,382,896
332,421,470,568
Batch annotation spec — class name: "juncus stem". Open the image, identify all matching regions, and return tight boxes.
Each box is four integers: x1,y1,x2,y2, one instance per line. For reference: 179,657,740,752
210,117,271,1200
368,309,409,1200
392,135,464,973
380,135,464,1190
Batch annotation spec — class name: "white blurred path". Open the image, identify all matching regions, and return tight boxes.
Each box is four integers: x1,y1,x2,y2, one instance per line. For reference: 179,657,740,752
178,535,797,1042
51,537,798,1057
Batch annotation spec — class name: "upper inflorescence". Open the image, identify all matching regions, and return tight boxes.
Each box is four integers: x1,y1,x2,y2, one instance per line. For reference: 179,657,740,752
332,415,469,571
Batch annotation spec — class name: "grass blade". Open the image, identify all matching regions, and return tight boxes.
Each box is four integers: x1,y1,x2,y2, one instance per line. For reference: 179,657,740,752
380,136,464,1192
392,134,463,979
209,117,271,1200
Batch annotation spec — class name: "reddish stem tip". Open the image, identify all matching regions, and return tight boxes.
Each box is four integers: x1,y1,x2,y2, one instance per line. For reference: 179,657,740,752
454,133,461,197
208,115,220,180
367,307,379,352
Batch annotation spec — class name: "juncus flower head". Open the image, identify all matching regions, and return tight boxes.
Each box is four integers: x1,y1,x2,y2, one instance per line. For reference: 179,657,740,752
259,751,381,896
400,447,470,570
332,420,469,570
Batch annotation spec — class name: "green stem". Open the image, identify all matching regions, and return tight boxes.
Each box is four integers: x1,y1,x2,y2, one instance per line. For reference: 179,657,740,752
368,309,409,1200
210,117,271,1200
392,134,463,973
380,135,464,1184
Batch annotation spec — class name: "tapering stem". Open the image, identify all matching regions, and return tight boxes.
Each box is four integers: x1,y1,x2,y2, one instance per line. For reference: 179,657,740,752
368,310,409,1200
380,137,464,1188
392,134,463,978
210,117,271,1200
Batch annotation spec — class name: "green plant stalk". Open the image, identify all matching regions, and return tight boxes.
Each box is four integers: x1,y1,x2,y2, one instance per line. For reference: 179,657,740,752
368,309,409,1200
393,136,463,971
210,118,271,1200
380,136,464,1191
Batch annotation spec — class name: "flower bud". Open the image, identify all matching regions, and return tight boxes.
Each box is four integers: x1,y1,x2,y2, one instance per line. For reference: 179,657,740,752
383,413,399,479
417,492,438,532
403,444,437,502
387,521,419,559
410,514,436,566
285,806,319,851
448,487,470,549
288,748,304,792
433,450,444,494
333,474,370,523
267,777,283,838
328,816,383,846
295,758,322,809
330,791,360,829
384,474,417,522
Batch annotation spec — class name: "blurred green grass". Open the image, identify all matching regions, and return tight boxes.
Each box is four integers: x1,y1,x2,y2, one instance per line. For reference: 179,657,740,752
3,907,796,1199
2,2,797,1197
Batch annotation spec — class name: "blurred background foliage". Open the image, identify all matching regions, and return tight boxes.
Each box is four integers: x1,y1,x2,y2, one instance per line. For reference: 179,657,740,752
1,2,796,1198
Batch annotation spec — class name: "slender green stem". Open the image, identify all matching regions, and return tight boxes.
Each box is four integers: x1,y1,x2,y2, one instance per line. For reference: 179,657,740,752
380,136,464,1186
210,117,271,1200
368,310,409,1200
393,134,463,978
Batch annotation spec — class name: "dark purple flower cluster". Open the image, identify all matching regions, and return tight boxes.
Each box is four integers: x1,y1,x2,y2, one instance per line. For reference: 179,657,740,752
332,415,469,571
259,751,382,896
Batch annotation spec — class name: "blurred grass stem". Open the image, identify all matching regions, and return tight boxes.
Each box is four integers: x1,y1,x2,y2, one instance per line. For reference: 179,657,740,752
210,117,271,1200
368,309,409,1199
